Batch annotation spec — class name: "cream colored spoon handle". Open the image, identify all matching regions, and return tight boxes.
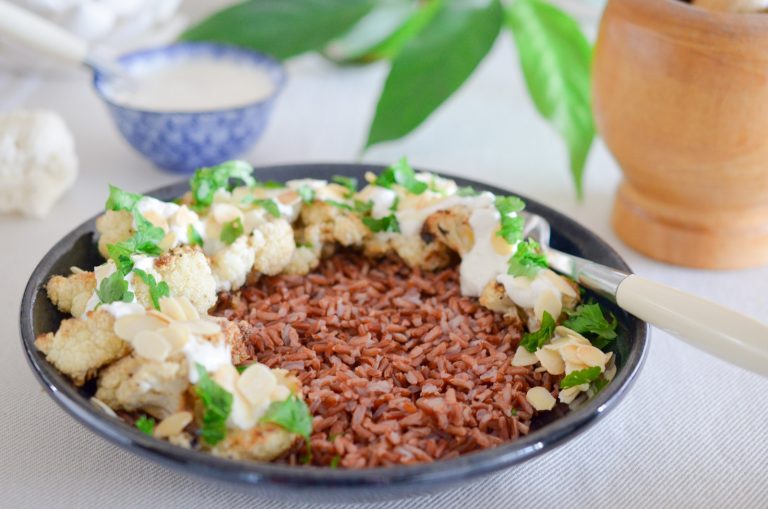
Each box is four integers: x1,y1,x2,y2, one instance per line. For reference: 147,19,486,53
0,0,88,65
616,274,768,377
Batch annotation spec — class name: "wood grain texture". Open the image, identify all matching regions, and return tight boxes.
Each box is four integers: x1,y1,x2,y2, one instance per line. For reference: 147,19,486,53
593,0,768,268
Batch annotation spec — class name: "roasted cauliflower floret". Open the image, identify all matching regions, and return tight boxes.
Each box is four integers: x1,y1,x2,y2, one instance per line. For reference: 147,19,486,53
252,218,295,275
34,309,130,385
479,281,517,314
300,202,368,247
95,353,189,419
95,209,133,259
422,206,474,255
154,246,217,314
283,245,321,275
391,235,454,271
210,235,256,292
211,423,297,461
45,270,95,318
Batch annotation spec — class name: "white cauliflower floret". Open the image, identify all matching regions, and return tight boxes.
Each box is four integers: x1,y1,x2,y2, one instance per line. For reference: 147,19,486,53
252,218,295,275
95,353,189,420
95,210,134,259
210,234,257,292
34,309,130,385
0,110,78,217
300,202,368,247
46,271,96,318
153,246,217,314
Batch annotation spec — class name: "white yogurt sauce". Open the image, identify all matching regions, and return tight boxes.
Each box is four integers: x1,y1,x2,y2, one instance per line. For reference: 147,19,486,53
109,58,275,112
395,192,495,237
184,334,232,384
459,206,514,297
134,196,205,246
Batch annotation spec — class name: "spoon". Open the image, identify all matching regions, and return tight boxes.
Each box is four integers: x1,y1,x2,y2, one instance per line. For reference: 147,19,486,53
0,0,133,85
522,212,768,377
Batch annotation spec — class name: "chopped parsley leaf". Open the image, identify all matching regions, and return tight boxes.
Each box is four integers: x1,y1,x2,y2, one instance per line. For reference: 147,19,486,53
106,243,135,275
495,195,526,245
330,455,341,468
326,200,352,211
190,161,255,208
560,366,602,390
105,185,143,211
297,185,315,204
253,179,285,189
510,407,518,417
133,269,170,310
331,175,358,198
126,209,166,256
220,217,244,245
520,311,556,353
187,225,204,247
135,415,155,436
564,303,618,349
96,271,134,305
362,214,400,233
194,363,233,446
592,376,610,394
507,239,548,278
296,241,314,249
326,199,372,215
241,196,281,218
374,157,427,195
390,195,400,212
261,394,312,440
457,186,480,197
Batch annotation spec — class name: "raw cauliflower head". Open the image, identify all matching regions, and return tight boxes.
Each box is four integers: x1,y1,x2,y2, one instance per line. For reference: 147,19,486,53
0,110,78,217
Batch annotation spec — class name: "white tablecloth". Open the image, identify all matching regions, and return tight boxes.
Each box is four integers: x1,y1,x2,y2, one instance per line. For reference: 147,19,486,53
2,23,768,509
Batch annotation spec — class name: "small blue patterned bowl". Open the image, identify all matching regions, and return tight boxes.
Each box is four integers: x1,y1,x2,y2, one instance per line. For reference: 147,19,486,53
93,42,286,174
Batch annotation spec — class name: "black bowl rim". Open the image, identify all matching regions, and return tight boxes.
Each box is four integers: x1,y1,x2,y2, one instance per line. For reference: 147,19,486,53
19,162,648,492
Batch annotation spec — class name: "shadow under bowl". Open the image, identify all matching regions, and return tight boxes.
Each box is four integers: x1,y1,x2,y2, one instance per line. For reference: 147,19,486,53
19,163,649,503
93,42,286,174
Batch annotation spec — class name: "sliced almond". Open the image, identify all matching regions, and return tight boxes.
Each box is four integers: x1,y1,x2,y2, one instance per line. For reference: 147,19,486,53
237,363,277,405
185,319,222,336
604,362,617,382
511,345,538,366
277,190,299,205
160,297,187,322
565,360,589,375
147,309,173,324
132,330,171,362
154,411,193,438
143,210,169,231
159,231,177,251
540,269,578,298
535,348,565,375
526,387,556,411
558,386,586,404
159,323,190,352
212,203,244,224
177,297,200,322
559,344,582,364
114,313,164,341
534,290,561,323
576,345,607,368
270,385,291,402
90,397,118,417
554,327,591,345
212,364,238,389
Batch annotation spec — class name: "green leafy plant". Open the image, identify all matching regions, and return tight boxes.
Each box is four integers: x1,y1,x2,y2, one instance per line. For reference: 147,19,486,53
182,0,595,196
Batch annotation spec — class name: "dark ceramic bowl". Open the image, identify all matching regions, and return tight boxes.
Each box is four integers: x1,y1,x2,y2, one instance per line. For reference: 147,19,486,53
19,163,648,503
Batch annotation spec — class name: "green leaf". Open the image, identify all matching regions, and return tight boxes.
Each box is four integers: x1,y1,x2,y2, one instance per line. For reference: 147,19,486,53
505,0,595,198
592,376,609,394
563,302,618,349
362,214,400,233
194,363,233,446
330,455,341,468
495,195,526,245
560,366,601,389
135,415,155,436
520,311,556,352
133,269,170,311
187,225,204,248
261,394,313,439
181,0,375,60
366,0,502,147
374,157,428,195
251,198,281,218
129,210,166,256
220,217,245,245
96,271,134,305
507,239,548,277
297,185,316,204
457,186,480,197
331,175,358,198
253,179,285,189
106,243,135,275
190,161,255,208
106,185,142,212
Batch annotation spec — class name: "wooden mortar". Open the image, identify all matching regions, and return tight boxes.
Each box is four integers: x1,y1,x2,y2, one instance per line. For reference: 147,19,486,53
593,0,768,269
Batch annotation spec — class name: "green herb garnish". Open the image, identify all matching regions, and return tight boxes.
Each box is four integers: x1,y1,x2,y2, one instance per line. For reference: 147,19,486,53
495,195,526,245
133,269,170,311
253,179,285,189
509,407,518,417
261,394,312,440
374,157,427,195
330,455,341,468
220,217,244,245
187,224,204,247
563,302,618,349
296,242,314,249
194,363,233,446
105,185,142,211
390,195,400,212
592,376,610,394
241,196,281,218
520,311,556,353
457,186,480,197
106,243,135,275
507,239,548,277
331,175,358,198
96,271,134,305
297,185,315,204
362,214,400,233
135,415,155,436
190,160,255,208
560,366,602,390
326,199,373,215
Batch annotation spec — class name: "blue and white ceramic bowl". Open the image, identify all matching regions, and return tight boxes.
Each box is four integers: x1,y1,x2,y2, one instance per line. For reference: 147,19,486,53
93,42,286,173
